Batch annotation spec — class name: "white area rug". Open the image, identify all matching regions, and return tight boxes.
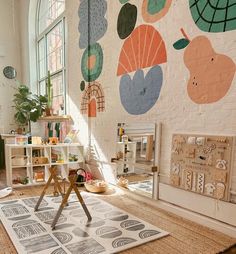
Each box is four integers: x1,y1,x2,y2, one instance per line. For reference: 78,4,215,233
129,180,153,195
0,192,168,254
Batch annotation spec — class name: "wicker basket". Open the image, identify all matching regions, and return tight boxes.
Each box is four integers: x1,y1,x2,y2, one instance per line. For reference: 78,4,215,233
32,157,49,165
84,180,108,193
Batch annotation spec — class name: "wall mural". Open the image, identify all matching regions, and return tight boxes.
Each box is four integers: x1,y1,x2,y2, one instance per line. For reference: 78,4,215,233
173,29,236,104
117,24,167,115
117,3,137,39
78,0,107,117
81,81,105,117
78,0,108,49
142,0,172,23
119,0,129,4
117,25,167,76
189,0,236,33
120,66,163,115
81,43,103,82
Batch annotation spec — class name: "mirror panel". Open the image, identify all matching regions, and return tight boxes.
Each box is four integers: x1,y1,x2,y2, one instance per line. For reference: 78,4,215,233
116,123,156,198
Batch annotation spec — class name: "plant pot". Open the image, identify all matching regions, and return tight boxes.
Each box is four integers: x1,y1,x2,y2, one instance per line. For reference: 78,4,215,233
45,107,52,116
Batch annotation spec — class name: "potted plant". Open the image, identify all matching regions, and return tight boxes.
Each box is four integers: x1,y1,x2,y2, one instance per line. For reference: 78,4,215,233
45,71,53,116
13,84,48,134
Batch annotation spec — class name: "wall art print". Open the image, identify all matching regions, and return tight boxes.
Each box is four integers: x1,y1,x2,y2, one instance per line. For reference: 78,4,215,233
117,3,137,39
81,81,105,117
142,0,172,23
173,29,236,104
0,192,169,254
78,0,108,49
120,65,163,115
81,43,103,82
189,0,236,33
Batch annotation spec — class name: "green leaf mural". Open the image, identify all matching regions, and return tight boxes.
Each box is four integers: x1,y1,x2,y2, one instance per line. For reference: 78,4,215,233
173,38,190,50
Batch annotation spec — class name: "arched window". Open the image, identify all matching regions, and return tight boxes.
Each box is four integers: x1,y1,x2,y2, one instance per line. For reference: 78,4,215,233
36,0,66,114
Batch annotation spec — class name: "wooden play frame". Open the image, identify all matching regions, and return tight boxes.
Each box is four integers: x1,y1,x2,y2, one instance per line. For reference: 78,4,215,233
34,166,91,229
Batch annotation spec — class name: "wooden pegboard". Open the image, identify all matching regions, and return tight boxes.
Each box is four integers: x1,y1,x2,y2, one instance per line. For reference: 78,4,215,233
170,134,234,201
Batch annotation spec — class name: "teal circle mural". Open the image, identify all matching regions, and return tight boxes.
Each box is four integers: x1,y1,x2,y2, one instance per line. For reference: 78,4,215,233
81,43,103,82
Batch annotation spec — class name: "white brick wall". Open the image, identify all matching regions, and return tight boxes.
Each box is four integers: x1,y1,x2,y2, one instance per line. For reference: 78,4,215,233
65,1,236,196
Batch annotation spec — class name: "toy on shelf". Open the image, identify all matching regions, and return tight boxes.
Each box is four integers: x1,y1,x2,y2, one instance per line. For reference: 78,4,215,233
34,171,45,182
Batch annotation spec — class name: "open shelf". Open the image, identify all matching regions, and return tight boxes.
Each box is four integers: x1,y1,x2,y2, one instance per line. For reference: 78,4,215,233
5,143,84,187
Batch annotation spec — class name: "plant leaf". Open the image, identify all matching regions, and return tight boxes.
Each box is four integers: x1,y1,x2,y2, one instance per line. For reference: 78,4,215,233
173,38,190,50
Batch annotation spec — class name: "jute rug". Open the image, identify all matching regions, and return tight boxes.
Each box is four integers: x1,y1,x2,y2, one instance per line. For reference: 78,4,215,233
0,192,169,254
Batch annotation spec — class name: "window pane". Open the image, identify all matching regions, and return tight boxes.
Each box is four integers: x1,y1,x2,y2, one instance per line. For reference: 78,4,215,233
38,0,65,34
38,39,46,79
51,73,64,115
39,80,46,96
47,22,63,73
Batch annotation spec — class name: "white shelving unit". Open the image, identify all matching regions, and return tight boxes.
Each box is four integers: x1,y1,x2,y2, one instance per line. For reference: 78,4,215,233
116,141,136,175
5,143,84,187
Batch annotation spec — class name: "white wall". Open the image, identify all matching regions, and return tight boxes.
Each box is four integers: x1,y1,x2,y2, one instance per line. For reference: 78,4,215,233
18,0,236,226
0,0,22,133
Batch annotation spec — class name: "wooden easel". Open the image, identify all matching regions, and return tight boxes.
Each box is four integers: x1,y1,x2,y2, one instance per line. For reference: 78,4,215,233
34,166,92,229
51,174,91,229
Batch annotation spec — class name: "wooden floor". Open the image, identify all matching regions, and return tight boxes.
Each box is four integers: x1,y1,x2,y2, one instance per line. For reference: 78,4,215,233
0,185,235,254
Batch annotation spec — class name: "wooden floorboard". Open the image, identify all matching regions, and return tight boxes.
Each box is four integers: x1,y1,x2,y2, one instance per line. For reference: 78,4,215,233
0,185,235,254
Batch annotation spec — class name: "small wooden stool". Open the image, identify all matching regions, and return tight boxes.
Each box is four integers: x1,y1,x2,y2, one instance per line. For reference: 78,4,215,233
51,174,91,229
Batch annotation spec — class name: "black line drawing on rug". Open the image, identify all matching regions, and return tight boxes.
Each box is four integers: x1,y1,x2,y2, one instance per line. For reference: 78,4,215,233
36,207,54,212
65,238,105,254
54,223,74,230
69,209,87,217
96,226,122,238
80,216,105,228
51,247,67,254
72,227,89,238
112,237,137,248
120,219,145,230
0,200,18,205
109,214,129,221
20,234,59,253
8,215,31,221
53,232,73,244
92,204,113,213
1,204,29,217
63,205,79,211
12,219,46,239
22,197,48,208
35,210,67,224
105,211,122,218
139,229,161,239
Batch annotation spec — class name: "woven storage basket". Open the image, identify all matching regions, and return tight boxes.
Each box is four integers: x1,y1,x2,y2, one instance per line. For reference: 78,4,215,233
84,180,108,193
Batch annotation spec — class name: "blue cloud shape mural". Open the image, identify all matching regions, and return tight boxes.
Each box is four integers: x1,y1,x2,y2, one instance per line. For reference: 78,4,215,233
78,0,108,49
119,65,163,115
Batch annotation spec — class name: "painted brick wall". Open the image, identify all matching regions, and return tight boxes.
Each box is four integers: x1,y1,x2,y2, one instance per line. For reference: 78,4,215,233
65,0,236,202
